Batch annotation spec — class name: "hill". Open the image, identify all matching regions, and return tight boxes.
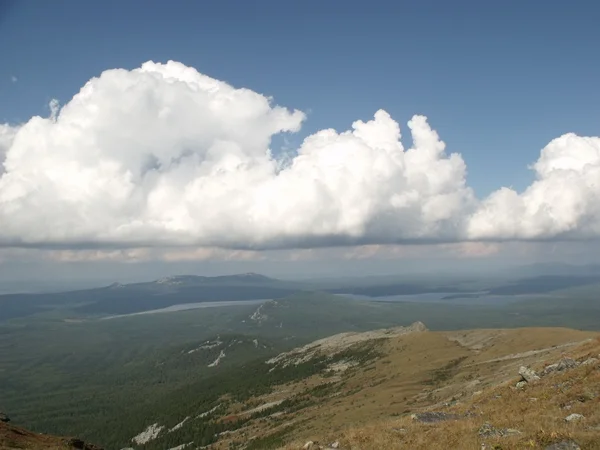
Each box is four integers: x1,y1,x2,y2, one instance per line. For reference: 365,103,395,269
0,415,101,450
107,324,599,450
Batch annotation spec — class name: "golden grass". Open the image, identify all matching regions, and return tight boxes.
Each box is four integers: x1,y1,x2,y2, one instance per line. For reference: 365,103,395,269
283,341,600,450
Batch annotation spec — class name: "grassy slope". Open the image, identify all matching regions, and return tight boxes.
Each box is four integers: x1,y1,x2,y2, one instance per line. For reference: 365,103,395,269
198,327,599,450
288,337,600,450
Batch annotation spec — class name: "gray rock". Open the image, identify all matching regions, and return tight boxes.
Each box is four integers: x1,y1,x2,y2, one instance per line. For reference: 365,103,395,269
303,442,320,450
515,381,527,389
543,363,559,375
330,442,340,449
478,423,521,439
581,357,598,366
544,440,581,450
410,411,461,423
519,366,540,383
565,413,585,422
557,357,578,371
0,412,9,423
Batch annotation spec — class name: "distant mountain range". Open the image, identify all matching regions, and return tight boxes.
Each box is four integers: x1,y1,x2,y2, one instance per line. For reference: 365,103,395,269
0,273,305,321
3,267,600,322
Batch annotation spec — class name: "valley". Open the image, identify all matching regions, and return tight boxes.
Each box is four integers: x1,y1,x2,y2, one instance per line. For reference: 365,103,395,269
1,272,600,449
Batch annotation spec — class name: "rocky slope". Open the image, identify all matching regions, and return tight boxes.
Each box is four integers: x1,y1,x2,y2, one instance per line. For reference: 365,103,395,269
283,330,600,450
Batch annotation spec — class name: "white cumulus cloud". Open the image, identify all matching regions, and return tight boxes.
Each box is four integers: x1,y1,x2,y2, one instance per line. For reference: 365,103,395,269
0,60,598,251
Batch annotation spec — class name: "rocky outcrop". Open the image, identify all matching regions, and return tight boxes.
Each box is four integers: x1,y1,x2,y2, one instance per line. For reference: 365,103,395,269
267,322,428,367
518,366,540,383
544,357,580,375
132,423,164,445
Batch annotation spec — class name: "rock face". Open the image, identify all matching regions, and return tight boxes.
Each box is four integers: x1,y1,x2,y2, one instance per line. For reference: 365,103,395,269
518,366,540,383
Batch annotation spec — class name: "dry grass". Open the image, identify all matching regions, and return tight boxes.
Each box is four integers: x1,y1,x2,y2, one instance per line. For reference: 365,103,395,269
0,420,100,450
283,340,600,449
208,327,599,450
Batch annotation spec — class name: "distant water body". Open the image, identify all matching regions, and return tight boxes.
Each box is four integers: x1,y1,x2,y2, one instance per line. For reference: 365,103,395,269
335,292,547,306
101,299,267,320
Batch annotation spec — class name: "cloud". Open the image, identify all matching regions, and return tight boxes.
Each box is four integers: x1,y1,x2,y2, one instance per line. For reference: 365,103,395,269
468,134,600,240
0,60,599,252
10,75,17,83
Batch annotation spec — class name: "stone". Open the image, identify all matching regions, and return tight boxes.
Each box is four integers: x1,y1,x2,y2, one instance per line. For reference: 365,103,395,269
410,412,461,423
556,357,578,371
0,412,9,423
515,381,527,389
544,440,581,450
565,413,585,422
519,366,540,383
543,363,559,375
303,441,320,450
478,423,521,439
581,357,598,366
330,441,340,449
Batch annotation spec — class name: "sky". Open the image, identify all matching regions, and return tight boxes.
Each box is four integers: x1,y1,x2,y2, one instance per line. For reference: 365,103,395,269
1,0,600,286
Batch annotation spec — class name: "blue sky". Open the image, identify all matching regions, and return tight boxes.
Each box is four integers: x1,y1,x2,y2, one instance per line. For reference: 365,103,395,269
2,0,599,197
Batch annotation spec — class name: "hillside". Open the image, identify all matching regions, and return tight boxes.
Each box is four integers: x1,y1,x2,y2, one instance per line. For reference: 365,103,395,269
122,324,600,450
0,415,101,450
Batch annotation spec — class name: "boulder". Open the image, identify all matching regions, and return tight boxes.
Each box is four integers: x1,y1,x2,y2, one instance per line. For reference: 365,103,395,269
410,412,461,423
556,357,578,371
0,412,9,423
478,423,521,439
330,442,340,449
303,441,320,450
543,363,559,375
518,366,540,383
565,413,585,422
544,440,581,450
581,357,598,366
515,381,527,389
